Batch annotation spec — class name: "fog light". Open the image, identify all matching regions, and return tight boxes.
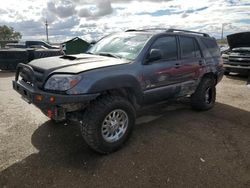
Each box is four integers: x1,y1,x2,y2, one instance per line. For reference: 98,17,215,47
35,95,43,101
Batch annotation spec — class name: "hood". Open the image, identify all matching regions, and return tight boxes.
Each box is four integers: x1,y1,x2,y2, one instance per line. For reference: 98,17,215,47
227,32,250,49
29,53,130,74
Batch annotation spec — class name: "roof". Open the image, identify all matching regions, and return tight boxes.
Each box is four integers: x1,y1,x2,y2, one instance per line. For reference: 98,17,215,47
62,37,89,44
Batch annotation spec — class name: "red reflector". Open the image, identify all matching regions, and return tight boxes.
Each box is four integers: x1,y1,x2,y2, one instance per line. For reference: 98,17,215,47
47,109,53,118
49,96,55,103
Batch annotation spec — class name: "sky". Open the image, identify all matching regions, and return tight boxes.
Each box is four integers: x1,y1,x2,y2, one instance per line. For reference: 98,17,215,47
0,0,250,43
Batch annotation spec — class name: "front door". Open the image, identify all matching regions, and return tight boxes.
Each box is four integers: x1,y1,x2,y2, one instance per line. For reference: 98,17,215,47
142,35,182,103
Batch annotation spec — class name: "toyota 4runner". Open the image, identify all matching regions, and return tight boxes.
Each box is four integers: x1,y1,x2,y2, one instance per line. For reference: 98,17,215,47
13,29,224,153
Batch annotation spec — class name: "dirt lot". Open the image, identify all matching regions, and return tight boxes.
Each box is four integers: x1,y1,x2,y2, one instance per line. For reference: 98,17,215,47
0,72,250,188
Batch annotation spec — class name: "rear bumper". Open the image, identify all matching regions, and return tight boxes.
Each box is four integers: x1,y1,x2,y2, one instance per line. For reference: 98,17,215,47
216,68,224,83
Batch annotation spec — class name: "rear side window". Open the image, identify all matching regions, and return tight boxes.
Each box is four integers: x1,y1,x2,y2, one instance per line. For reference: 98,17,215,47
150,36,178,60
201,38,220,58
179,36,202,58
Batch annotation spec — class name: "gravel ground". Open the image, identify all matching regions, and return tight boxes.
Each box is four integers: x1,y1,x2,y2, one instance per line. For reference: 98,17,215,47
0,72,250,188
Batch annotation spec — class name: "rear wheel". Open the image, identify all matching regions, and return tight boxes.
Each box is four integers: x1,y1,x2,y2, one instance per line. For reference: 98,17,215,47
191,77,216,111
80,95,135,154
224,70,230,75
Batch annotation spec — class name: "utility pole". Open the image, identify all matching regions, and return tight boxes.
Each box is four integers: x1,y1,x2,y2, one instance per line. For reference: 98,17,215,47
221,24,224,41
45,19,49,43
221,23,229,41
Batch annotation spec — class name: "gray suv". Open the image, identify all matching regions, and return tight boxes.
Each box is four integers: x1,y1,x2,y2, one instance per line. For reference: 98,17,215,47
13,29,224,153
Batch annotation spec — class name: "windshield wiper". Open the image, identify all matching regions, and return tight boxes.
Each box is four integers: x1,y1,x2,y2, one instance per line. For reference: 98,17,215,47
97,52,122,59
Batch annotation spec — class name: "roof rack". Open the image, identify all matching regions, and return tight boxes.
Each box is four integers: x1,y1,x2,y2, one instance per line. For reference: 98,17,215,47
125,28,210,37
141,28,167,31
125,29,142,32
167,29,210,37
125,28,166,32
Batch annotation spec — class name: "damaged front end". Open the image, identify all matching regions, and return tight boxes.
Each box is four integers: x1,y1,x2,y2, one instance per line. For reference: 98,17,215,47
222,32,250,75
13,63,99,121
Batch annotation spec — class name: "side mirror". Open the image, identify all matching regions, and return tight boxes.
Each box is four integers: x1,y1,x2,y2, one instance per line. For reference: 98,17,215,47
147,49,162,63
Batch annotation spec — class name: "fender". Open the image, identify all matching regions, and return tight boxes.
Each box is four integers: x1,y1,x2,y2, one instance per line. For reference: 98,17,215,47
88,75,144,104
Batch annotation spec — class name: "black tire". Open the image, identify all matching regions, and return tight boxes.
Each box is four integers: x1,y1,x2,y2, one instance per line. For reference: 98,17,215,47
80,95,136,154
191,77,216,111
49,119,67,126
224,70,230,75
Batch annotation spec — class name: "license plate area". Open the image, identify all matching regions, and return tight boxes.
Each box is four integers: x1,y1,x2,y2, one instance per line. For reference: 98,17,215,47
19,88,32,104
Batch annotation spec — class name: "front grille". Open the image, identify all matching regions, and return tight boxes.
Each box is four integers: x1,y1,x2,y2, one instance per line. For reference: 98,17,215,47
33,67,45,89
20,66,45,89
227,55,250,66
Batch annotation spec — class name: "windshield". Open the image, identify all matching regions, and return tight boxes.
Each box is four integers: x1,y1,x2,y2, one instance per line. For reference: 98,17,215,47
88,33,152,60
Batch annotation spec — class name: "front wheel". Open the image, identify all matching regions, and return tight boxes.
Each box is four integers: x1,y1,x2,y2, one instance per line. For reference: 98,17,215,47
191,77,216,111
80,95,135,154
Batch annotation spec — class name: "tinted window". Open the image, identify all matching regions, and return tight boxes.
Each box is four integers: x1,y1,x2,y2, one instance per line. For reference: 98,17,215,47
150,36,177,60
180,36,201,58
194,40,202,58
201,38,220,57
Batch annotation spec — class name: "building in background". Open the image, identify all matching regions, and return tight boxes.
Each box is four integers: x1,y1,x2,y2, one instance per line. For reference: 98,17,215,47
62,37,90,55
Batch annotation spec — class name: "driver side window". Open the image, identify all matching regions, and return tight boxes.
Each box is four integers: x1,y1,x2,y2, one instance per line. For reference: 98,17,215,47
150,36,178,61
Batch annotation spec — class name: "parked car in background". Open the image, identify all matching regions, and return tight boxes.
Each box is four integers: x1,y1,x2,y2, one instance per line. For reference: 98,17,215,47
219,44,229,53
222,32,250,76
6,40,59,49
0,41,63,71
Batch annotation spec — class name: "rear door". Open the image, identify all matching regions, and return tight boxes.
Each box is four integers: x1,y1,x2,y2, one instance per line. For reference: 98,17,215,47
178,36,203,84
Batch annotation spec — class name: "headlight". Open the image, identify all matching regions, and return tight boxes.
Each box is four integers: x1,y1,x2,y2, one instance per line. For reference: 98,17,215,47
44,74,82,91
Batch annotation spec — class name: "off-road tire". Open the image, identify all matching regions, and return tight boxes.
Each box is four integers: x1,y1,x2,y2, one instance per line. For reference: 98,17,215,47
49,119,67,126
224,70,230,75
191,77,216,111
80,95,136,154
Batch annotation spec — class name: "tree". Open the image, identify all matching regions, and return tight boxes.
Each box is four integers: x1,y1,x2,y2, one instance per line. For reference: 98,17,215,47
0,25,22,41
0,25,22,48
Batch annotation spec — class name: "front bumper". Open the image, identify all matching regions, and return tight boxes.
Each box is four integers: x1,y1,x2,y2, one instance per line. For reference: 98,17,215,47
13,63,99,120
224,63,250,74
13,80,99,106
